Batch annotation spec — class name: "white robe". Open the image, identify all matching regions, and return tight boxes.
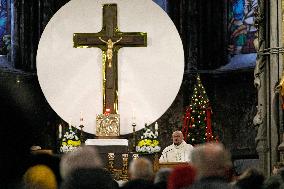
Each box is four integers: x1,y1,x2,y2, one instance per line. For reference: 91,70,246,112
159,141,194,163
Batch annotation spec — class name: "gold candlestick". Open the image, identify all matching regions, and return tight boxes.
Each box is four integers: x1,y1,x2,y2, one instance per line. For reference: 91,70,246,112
79,113,84,142
132,122,136,152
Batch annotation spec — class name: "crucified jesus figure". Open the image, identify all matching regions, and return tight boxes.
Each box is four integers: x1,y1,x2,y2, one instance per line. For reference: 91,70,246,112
99,37,122,68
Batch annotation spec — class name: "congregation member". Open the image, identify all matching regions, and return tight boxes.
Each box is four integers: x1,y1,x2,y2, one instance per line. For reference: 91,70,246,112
186,142,239,189
272,162,284,175
60,168,118,189
167,164,197,189
59,145,103,180
234,168,264,189
121,157,155,189
154,167,173,189
22,164,58,189
263,164,284,189
27,151,61,186
159,131,194,162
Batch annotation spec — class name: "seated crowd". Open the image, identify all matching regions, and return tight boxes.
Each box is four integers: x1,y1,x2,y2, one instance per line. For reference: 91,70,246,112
17,141,283,189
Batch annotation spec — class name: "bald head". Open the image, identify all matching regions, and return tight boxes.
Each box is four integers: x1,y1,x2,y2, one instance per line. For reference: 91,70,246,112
172,131,184,145
191,142,232,179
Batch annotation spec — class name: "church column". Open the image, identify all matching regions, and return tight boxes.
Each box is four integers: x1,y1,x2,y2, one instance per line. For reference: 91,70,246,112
269,0,283,175
253,0,267,175
254,0,283,176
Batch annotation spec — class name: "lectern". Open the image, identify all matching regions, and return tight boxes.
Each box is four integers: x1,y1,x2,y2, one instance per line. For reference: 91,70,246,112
159,162,189,170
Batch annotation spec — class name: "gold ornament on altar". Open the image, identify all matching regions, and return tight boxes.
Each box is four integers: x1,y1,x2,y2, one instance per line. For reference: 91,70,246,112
96,114,120,136
132,153,139,160
107,153,115,173
120,153,129,180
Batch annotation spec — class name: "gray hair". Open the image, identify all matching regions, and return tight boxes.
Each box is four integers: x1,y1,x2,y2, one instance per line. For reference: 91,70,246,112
129,157,153,180
60,145,103,179
154,167,173,184
191,142,232,179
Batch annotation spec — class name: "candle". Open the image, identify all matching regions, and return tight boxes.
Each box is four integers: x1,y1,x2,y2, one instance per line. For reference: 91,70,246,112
69,118,72,130
132,110,136,123
59,124,62,139
80,111,84,124
155,122,158,137
155,122,158,130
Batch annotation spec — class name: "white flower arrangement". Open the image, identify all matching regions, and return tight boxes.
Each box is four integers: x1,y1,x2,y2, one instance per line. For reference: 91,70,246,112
141,129,157,139
63,130,79,140
136,124,160,154
60,126,81,153
136,145,161,154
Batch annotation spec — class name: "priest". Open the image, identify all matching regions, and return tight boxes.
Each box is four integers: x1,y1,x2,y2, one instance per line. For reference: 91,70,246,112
159,131,194,162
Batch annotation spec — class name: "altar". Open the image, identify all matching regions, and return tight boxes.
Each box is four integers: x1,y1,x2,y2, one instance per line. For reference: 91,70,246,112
85,139,129,168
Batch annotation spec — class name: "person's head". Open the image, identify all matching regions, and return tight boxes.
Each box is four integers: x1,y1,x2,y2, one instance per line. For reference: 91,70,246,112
121,179,155,189
235,168,264,189
28,153,61,185
59,145,103,180
154,167,173,184
129,158,153,180
272,162,284,175
167,164,197,189
172,131,184,146
23,164,57,189
60,168,118,189
191,142,232,180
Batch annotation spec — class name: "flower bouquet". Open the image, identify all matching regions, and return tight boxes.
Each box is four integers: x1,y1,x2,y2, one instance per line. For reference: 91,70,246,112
136,123,161,154
60,126,81,153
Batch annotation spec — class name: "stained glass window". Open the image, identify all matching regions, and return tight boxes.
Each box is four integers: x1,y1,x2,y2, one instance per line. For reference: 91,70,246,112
0,0,10,55
223,0,258,70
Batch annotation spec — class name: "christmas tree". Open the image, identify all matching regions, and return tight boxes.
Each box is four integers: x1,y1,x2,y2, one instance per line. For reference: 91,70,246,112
182,75,215,145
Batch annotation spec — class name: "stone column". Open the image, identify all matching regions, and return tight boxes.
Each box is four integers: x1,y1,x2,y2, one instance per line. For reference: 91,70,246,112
269,0,283,175
254,0,283,176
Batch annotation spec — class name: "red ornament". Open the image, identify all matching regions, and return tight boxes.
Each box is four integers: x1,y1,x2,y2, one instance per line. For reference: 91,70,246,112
205,107,213,142
182,108,192,140
104,108,111,116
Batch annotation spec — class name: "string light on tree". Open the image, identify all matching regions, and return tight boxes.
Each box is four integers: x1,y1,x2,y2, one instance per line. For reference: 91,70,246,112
182,74,217,145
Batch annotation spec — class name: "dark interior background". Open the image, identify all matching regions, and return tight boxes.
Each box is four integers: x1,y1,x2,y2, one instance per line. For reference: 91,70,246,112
0,0,257,182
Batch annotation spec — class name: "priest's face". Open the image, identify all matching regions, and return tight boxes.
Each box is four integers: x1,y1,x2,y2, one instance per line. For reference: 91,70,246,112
172,132,183,145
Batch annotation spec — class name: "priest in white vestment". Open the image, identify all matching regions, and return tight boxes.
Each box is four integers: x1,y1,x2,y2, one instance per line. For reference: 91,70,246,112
159,131,194,162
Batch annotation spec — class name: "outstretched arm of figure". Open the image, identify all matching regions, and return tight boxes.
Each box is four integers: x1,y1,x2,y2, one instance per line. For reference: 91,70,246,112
98,37,107,43
113,37,122,44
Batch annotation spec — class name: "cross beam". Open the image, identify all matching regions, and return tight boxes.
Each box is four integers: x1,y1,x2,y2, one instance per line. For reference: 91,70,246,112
73,4,147,114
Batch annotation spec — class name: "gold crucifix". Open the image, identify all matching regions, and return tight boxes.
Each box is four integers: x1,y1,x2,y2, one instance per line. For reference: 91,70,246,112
98,37,122,68
73,4,147,114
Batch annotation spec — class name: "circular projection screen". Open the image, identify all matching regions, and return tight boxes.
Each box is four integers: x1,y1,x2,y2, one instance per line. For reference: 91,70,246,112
37,0,184,134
